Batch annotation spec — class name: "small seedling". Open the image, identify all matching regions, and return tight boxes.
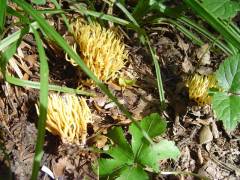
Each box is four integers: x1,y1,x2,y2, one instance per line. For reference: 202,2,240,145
99,113,180,180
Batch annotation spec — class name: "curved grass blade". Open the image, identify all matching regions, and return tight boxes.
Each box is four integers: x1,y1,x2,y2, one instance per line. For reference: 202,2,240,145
71,5,130,26
114,1,165,109
177,16,233,55
13,0,153,145
0,26,28,76
6,6,30,24
0,0,7,34
147,39,165,109
165,18,204,46
5,75,93,96
115,1,139,27
31,28,49,180
50,0,71,31
184,0,240,50
0,22,39,52
31,27,49,180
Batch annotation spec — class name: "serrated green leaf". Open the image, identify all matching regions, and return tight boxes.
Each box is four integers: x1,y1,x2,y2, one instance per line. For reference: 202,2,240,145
32,0,46,5
99,158,126,176
129,113,167,155
117,166,149,180
138,140,180,172
106,127,134,163
202,0,240,19
141,113,167,138
212,92,240,131
216,53,240,93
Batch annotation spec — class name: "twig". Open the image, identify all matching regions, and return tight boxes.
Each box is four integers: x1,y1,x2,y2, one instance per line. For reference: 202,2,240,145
161,171,210,180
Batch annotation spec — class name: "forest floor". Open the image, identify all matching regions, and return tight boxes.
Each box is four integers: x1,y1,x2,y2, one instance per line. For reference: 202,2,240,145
0,1,240,180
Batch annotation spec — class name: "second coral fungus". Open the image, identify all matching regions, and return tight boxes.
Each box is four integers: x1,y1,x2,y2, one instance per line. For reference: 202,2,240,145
36,93,92,145
67,20,128,83
186,74,218,106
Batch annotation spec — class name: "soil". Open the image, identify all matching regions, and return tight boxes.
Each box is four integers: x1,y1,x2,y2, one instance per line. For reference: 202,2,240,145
0,1,240,180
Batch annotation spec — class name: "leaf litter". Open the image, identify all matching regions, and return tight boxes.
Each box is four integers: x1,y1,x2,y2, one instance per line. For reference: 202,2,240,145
0,1,240,180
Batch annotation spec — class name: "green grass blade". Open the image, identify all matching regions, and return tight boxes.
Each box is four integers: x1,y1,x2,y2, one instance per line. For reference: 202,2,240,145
132,0,148,21
6,6,30,24
0,41,20,74
114,1,147,44
177,16,233,55
184,0,240,50
164,18,204,46
0,27,27,74
36,9,64,14
31,27,49,180
230,22,240,36
115,1,139,27
5,74,94,96
13,0,153,144
146,39,165,109
0,22,39,52
0,0,7,34
50,0,71,31
72,5,130,26
115,1,165,109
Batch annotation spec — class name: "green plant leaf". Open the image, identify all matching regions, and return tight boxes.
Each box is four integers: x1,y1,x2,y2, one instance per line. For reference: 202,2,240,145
129,113,167,156
107,127,134,163
99,114,179,177
98,127,133,177
202,0,240,19
212,92,240,131
99,158,126,176
117,166,149,180
216,53,240,93
138,140,180,172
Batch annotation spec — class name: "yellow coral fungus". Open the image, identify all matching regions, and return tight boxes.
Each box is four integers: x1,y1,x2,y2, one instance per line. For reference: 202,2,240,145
186,74,218,106
36,93,92,145
66,20,128,83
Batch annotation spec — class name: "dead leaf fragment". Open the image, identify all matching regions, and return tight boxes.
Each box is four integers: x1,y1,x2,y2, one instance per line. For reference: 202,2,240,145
94,135,108,149
23,55,37,67
94,96,107,107
196,66,213,75
196,44,211,65
182,57,194,73
177,35,189,52
211,121,219,139
52,157,72,178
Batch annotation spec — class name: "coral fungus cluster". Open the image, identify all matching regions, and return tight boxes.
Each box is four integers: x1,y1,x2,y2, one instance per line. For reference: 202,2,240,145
36,93,92,145
38,21,129,144
186,74,218,106
66,20,128,82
